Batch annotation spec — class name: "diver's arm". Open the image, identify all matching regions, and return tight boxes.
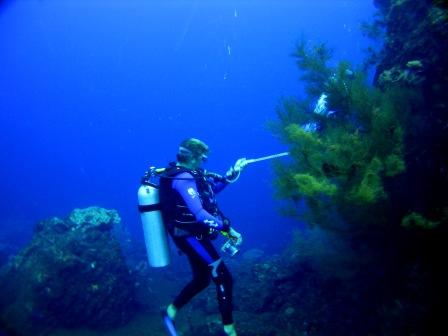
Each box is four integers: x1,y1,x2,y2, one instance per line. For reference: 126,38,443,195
205,158,248,192
173,173,229,231
205,172,228,193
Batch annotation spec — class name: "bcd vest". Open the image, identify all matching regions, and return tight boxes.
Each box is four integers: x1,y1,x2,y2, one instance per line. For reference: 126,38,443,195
159,164,221,237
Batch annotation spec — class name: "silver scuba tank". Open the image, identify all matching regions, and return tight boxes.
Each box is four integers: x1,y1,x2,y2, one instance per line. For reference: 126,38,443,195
138,168,170,267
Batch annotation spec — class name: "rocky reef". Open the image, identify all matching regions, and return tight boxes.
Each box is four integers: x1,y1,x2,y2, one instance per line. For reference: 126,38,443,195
374,0,447,89
182,229,430,336
0,207,137,335
266,0,447,335
373,1,448,332
373,0,448,227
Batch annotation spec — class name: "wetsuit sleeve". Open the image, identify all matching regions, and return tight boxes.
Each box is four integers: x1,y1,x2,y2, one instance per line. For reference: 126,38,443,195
211,180,228,194
172,172,227,231
205,173,228,194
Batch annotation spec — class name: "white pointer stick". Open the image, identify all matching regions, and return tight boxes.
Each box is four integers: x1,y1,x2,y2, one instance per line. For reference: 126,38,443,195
244,152,289,165
227,152,289,183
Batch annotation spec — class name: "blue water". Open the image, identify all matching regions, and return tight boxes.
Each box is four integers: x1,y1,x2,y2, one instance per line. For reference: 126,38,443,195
0,0,376,252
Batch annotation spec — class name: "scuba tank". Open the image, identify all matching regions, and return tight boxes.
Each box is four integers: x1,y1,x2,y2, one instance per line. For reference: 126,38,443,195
138,167,170,267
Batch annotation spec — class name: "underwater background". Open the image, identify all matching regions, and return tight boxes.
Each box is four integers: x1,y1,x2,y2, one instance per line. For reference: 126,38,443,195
0,0,446,335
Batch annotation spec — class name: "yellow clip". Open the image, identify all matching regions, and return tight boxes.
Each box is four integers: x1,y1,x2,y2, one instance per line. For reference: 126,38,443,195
154,168,166,174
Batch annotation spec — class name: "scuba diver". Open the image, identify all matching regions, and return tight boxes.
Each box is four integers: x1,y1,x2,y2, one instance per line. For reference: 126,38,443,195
159,138,244,336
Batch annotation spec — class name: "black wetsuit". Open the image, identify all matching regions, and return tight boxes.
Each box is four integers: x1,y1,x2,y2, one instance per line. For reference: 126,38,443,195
159,164,234,325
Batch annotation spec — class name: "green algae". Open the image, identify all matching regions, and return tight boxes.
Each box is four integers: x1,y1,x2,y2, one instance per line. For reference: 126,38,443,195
272,40,412,226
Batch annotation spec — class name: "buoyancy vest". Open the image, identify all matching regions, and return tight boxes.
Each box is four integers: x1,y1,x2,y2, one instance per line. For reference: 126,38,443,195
159,163,221,237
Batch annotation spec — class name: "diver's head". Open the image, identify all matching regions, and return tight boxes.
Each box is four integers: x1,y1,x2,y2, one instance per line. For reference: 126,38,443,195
176,138,209,170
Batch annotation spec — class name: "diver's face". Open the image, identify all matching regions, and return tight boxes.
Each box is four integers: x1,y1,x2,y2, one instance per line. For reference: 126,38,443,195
191,153,207,170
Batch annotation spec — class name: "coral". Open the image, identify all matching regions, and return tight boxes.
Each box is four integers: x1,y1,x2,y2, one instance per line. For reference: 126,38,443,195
372,0,447,234
401,212,440,229
265,2,447,334
293,174,337,197
0,207,137,334
383,153,406,176
374,0,447,90
377,66,425,87
349,157,385,204
406,60,423,69
361,19,385,40
68,206,120,230
291,39,333,97
272,40,411,227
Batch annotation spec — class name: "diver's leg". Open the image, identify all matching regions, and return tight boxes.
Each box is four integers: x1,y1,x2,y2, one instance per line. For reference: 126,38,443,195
170,236,212,312
198,240,236,335
209,258,235,335
168,237,237,334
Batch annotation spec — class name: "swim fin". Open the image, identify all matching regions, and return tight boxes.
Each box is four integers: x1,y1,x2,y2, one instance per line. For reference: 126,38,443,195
162,312,177,336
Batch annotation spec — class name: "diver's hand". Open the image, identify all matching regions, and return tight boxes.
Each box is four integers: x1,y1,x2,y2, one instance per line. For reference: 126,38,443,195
233,158,248,172
204,218,230,233
221,218,231,233
228,227,243,246
225,158,247,182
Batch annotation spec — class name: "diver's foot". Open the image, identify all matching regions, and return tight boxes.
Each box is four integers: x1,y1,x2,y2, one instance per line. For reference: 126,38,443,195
162,311,177,336
223,323,237,336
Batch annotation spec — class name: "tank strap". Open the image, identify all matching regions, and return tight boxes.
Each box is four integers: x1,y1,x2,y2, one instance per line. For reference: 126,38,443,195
138,204,162,213
162,165,200,179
